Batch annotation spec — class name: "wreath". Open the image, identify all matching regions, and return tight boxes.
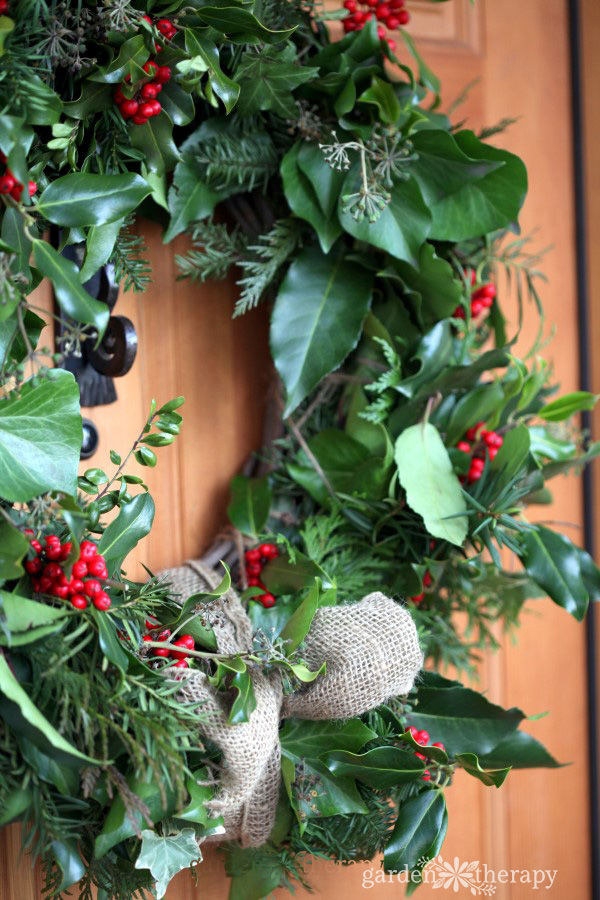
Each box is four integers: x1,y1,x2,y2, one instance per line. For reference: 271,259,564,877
0,1,597,898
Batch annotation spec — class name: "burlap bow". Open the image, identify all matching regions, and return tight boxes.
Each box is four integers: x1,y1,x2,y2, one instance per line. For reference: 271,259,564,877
159,560,424,848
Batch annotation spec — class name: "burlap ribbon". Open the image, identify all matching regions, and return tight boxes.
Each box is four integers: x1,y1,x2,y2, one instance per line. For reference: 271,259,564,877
159,560,423,848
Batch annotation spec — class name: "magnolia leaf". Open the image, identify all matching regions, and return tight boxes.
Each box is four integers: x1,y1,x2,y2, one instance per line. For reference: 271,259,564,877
36,174,151,227
79,219,123,283
33,241,110,335
0,371,81,502
271,246,373,415
227,474,271,538
135,828,201,899
395,422,468,546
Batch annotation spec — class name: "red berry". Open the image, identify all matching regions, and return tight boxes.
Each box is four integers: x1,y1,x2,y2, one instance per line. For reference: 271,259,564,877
138,102,154,119
32,579,41,592
246,562,262,577
422,571,432,588
71,594,88,610
0,174,15,194
377,24,386,37
70,578,85,594
432,741,445,751
93,591,111,611
457,441,471,454
390,0,405,7
23,529,34,536
259,593,276,608
343,0,357,8
141,14,152,24
45,534,60,545
343,18,356,30
31,539,43,555
471,300,484,317
51,584,70,599
397,8,410,23
38,576,53,593
178,634,195,649
153,647,170,657
155,65,171,83
142,60,159,76
132,115,149,126
386,37,396,50
59,542,72,560
170,659,189,668
45,543,62,560
406,726,419,739
140,84,157,100
72,560,88,578
25,558,42,575
157,628,171,641
376,4,390,19
415,751,426,760
465,422,484,442
79,540,97,561
422,770,431,781
145,619,160,630
84,579,102,597
170,637,193,660
10,184,22,201
120,99,139,117
259,543,278,559
386,15,399,28
410,592,424,604
416,730,430,746
247,577,261,587
157,18,173,35
488,446,499,460
143,634,153,642
149,100,161,116
152,81,163,93
28,181,37,198
88,558,108,578
43,562,62,579
245,548,262,563
0,1,8,13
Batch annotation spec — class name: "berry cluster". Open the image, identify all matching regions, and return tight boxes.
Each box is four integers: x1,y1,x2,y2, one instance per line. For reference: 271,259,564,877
457,421,504,484
142,624,196,669
409,569,431,605
24,533,111,611
114,58,171,125
244,543,279,608
0,154,36,202
453,269,497,320
405,726,445,782
342,0,410,49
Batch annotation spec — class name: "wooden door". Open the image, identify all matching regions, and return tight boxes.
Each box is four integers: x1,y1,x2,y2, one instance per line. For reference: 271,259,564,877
0,1,590,897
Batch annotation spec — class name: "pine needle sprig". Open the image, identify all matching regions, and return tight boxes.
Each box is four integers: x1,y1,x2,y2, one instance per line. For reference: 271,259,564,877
234,219,303,317
109,217,152,293
176,221,249,284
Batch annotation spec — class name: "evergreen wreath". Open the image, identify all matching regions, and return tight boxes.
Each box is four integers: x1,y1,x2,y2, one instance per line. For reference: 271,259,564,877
0,0,597,897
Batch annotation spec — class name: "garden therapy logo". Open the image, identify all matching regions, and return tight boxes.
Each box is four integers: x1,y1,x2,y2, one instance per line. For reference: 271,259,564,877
362,855,558,891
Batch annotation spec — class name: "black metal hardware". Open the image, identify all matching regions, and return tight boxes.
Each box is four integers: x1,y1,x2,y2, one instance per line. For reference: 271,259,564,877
80,418,100,460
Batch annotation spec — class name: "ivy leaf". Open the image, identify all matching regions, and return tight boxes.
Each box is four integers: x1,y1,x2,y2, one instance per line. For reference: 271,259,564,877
297,140,347,220
538,391,599,421
411,129,528,240
227,474,271,538
0,655,99,765
96,775,178,859
358,75,402,124
0,372,81,502
130,115,181,176
0,521,29,580
50,839,85,892
383,790,448,876
135,829,200,899
163,160,222,243
261,548,332,594
280,142,342,253
338,171,431,264
271,246,373,415
322,747,425,789
36,174,151,227
98,492,155,574
235,48,318,118
63,82,112,119
33,241,109,336
395,422,468,546
392,242,463,323
518,525,590,621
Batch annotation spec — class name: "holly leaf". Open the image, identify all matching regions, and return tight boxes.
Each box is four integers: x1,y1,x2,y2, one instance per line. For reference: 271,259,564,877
36,174,151,227
322,747,425,789
235,48,318,118
395,422,468,546
135,829,201,899
478,730,563,769
182,30,239,113
194,7,295,44
227,474,272,538
79,219,123,283
130,114,181,176
454,752,511,787
518,525,590,621
271,246,373,415
384,790,448,876
281,718,376,760
164,161,224,243
63,81,112,119
33,241,110,336
98,493,155,574
0,372,81,502
88,35,150,83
